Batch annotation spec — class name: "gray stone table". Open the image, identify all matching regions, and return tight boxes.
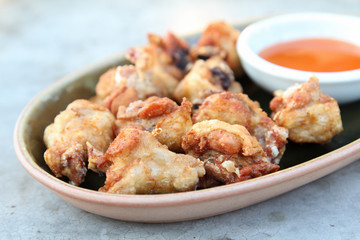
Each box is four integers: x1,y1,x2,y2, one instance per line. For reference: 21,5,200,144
1,0,360,239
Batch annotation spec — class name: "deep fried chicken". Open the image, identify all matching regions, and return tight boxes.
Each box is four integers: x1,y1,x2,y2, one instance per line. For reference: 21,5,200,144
173,57,242,107
193,92,288,164
191,21,243,77
125,31,192,95
182,120,279,188
115,96,193,152
88,127,205,194
95,65,167,115
95,31,192,114
270,76,343,143
43,99,115,185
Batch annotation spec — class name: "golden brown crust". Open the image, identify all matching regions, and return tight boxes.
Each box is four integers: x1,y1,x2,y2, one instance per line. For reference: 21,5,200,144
148,31,192,79
153,98,193,152
124,31,192,99
126,46,179,98
191,21,243,77
94,33,191,114
96,64,169,115
193,92,288,164
270,76,343,143
182,120,279,187
89,127,205,194
95,67,117,100
103,86,139,115
182,120,263,156
173,57,242,106
43,99,116,185
115,97,192,152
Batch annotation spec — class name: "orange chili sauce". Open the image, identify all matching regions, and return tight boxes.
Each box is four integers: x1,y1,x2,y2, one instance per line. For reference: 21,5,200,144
259,38,360,72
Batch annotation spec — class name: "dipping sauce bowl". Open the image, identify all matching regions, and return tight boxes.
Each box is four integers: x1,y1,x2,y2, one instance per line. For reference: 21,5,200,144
237,12,360,104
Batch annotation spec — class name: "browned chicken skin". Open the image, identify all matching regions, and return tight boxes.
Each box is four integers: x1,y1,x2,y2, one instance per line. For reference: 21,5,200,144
115,96,193,152
146,31,193,80
191,21,243,77
94,32,191,115
88,127,205,194
270,76,343,143
95,65,168,115
125,31,192,95
43,99,115,185
193,92,288,164
182,120,279,188
173,57,242,107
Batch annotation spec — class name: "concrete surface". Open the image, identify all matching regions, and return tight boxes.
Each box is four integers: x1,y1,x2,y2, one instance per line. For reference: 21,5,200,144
1,0,360,239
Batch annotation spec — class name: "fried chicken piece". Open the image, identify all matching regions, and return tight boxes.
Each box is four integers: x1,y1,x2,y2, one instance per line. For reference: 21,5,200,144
43,99,116,185
88,127,205,194
96,32,191,102
173,57,242,107
95,67,117,100
182,120,279,188
148,31,193,79
95,65,166,115
191,21,243,77
270,76,343,143
193,92,288,164
94,66,141,103
115,96,192,152
125,31,192,95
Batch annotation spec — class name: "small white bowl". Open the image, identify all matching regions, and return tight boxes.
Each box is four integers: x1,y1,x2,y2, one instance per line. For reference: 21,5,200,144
237,12,360,104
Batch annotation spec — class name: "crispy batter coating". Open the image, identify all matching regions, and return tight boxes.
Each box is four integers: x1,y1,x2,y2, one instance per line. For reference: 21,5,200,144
115,96,192,152
95,32,191,114
182,120,279,187
43,99,115,185
173,57,242,106
193,92,288,164
270,76,343,143
125,31,192,94
96,65,166,115
88,127,205,194
94,67,117,100
191,21,243,77
129,32,192,80
148,31,193,79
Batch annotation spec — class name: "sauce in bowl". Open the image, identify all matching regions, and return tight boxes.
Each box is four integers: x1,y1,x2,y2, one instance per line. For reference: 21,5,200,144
259,38,360,72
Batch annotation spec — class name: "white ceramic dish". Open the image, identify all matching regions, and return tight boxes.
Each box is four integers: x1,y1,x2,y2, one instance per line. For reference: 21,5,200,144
237,12,360,104
14,20,360,223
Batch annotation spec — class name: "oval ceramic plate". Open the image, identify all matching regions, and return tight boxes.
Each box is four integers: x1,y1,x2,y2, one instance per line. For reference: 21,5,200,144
14,21,360,223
